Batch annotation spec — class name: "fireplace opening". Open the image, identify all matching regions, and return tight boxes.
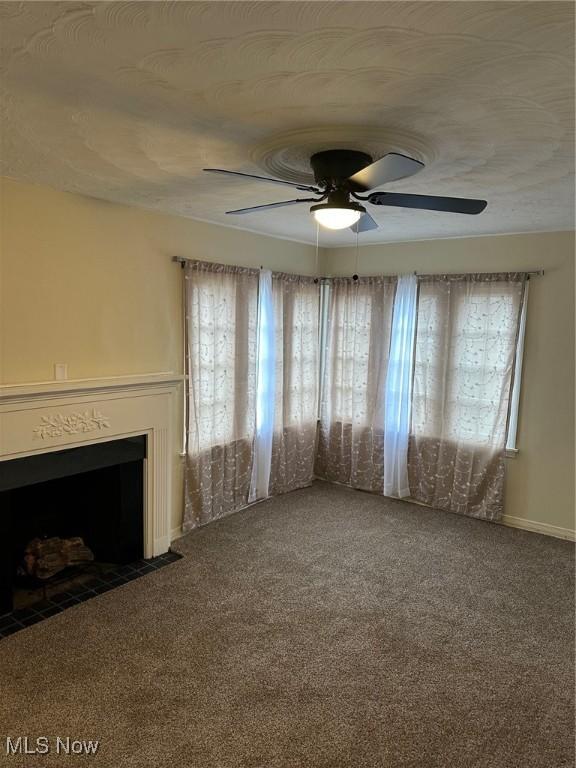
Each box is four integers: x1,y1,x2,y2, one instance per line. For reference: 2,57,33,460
0,436,146,616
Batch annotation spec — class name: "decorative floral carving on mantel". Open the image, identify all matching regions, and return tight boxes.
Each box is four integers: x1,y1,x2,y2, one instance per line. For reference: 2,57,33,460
33,409,111,439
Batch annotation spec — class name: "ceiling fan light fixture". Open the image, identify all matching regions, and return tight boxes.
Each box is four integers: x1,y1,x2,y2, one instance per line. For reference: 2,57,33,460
208,149,486,227
311,201,365,230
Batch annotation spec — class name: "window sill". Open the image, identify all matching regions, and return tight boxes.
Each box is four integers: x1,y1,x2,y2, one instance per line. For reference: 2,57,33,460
505,448,519,458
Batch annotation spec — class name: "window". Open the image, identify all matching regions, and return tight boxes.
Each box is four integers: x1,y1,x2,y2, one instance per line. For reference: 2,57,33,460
322,283,396,426
187,270,258,452
412,279,527,449
272,278,320,430
329,291,375,424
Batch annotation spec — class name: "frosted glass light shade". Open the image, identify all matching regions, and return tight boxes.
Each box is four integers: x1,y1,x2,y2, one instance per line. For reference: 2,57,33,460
313,207,362,230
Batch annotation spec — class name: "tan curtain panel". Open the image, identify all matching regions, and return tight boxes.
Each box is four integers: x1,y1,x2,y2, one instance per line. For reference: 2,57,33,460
315,276,396,492
408,273,527,521
269,273,320,495
183,261,258,531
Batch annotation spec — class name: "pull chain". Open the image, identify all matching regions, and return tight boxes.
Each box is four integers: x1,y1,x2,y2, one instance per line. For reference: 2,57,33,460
353,226,359,281
314,220,320,282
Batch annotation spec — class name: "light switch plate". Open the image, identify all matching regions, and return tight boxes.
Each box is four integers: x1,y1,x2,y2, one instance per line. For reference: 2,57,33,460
54,363,68,380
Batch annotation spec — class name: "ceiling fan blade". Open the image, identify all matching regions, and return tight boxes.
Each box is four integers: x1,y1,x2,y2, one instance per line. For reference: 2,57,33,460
350,212,379,233
368,192,487,215
348,153,424,191
226,198,321,215
204,168,320,193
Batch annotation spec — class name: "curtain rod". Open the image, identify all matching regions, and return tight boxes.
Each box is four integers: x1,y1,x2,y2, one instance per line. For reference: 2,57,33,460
171,256,544,277
171,255,325,279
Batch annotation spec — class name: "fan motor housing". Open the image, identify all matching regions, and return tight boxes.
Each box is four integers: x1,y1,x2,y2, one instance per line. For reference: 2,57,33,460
310,149,372,187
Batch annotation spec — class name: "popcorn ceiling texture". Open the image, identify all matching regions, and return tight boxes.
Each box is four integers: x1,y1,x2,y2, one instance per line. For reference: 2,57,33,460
0,1,574,244
0,483,574,767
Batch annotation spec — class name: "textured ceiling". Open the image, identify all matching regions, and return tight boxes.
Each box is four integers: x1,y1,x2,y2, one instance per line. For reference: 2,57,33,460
1,1,574,245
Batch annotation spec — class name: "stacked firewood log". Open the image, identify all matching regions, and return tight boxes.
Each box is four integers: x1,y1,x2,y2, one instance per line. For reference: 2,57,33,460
23,537,94,580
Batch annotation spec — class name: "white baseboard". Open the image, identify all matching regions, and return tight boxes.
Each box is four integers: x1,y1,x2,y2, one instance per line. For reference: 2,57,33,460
500,515,575,542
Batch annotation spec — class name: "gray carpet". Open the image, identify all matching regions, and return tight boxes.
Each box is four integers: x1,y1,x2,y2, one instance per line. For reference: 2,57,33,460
0,482,574,768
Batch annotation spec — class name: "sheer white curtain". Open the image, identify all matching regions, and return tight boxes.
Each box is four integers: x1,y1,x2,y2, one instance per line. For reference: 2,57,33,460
269,273,320,495
249,269,275,503
383,274,418,498
408,273,527,520
184,261,258,530
315,276,396,492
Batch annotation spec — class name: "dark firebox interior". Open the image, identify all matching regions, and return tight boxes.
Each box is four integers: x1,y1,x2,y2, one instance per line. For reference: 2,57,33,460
0,437,145,614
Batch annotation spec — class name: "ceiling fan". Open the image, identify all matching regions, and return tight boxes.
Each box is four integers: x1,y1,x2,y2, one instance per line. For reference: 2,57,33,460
204,149,487,232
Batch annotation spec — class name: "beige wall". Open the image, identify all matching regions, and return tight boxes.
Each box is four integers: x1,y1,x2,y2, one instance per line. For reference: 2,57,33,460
324,231,575,534
0,177,317,385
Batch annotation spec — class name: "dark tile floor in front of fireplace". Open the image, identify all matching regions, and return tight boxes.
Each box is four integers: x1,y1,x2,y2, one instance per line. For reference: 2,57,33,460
0,551,182,640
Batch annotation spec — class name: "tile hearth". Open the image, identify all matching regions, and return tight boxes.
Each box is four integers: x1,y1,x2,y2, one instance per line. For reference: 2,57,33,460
0,551,182,640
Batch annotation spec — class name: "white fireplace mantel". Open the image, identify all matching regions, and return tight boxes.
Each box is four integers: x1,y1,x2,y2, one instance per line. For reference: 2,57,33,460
0,373,183,558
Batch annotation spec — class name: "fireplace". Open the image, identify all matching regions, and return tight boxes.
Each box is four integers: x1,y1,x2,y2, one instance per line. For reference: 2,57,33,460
0,375,181,636
0,436,147,614
0,375,181,626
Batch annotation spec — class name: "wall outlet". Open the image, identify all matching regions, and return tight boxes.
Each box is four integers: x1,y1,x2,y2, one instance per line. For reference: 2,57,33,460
54,363,68,381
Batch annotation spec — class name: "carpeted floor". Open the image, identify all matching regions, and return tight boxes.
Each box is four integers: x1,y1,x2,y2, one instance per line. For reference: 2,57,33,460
0,482,574,768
